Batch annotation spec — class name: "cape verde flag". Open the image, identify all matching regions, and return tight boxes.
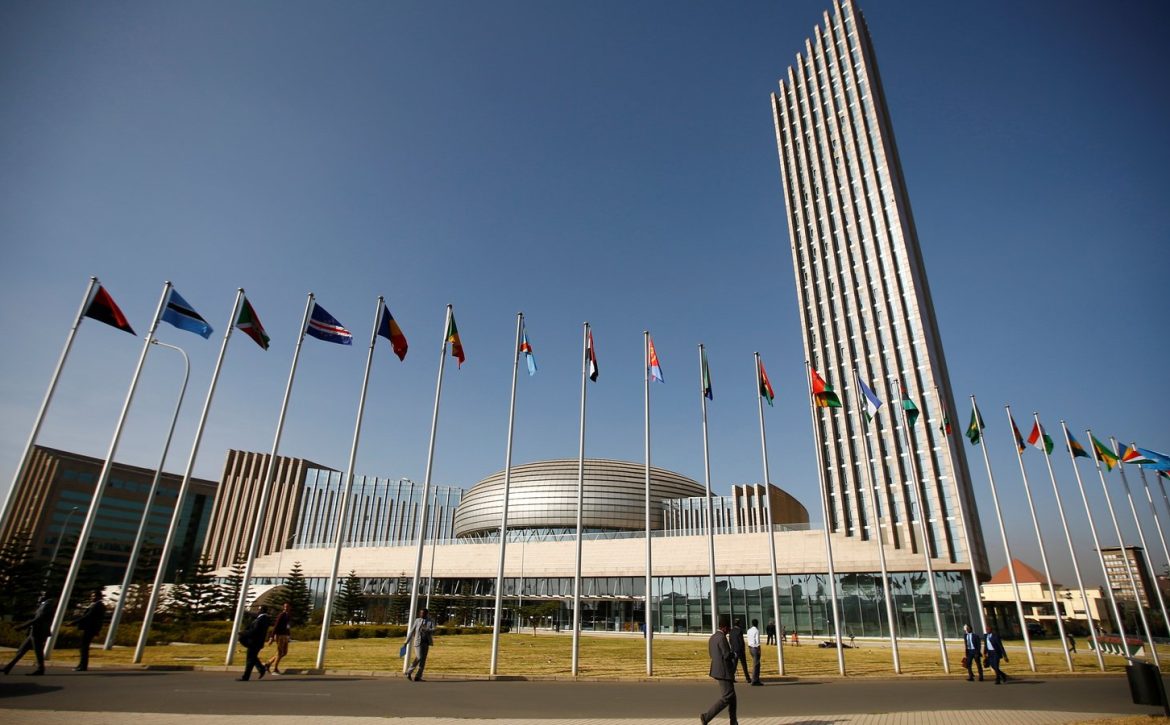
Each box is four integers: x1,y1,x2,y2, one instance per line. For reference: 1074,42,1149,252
306,302,352,345
161,287,213,339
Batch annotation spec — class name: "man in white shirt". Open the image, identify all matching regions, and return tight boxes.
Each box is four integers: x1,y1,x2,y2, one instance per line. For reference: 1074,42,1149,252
746,619,763,686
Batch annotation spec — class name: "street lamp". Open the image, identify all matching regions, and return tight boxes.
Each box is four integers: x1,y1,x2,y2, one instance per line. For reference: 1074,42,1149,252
104,338,190,649
45,505,81,588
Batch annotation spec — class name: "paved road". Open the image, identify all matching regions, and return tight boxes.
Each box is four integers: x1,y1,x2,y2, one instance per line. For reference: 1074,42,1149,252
0,667,1162,723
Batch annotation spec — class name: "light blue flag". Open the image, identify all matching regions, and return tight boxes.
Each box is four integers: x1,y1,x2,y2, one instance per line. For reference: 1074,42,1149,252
857,376,882,420
161,287,213,339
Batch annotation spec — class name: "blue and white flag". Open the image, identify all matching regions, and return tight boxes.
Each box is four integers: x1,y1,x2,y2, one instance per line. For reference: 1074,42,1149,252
1138,447,1170,472
306,302,352,345
161,287,213,339
857,375,882,420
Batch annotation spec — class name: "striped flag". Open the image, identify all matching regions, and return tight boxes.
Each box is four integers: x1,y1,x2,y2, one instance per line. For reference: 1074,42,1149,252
306,302,353,345
586,330,598,382
445,312,465,367
376,303,408,361
1027,421,1054,455
161,287,213,339
1066,431,1090,459
235,296,270,350
857,376,882,420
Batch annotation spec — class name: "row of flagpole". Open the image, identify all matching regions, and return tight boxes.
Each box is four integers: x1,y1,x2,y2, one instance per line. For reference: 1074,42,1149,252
6,276,1170,675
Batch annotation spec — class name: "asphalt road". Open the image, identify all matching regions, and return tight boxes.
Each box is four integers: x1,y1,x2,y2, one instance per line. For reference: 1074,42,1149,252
0,669,1163,720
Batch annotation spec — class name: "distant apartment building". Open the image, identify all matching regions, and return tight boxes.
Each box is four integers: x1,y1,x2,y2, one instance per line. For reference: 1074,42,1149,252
1101,546,1156,607
0,445,216,582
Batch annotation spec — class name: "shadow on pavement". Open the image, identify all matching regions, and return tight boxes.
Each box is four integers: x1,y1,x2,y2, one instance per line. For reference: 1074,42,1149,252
0,683,64,699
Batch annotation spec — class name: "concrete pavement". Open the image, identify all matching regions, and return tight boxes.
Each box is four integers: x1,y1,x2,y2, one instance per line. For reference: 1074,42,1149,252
0,667,1161,723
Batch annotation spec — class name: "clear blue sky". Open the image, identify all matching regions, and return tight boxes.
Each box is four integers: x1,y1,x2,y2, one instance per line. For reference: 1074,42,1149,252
1,1,1167,588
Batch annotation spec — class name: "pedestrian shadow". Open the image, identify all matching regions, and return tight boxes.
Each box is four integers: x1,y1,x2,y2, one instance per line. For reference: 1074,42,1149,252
262,677,364,683
85,672,169,678
0,683,64,699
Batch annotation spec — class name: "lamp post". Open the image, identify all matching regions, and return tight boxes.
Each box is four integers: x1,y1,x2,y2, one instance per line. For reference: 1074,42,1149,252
45,505,81,588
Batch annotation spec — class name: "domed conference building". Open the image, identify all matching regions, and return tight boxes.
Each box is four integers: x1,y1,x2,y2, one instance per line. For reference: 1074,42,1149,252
206,450,979,638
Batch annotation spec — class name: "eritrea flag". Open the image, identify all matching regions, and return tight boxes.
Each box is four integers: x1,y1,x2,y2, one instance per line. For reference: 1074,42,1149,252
810,367,842,408
83,284,135,335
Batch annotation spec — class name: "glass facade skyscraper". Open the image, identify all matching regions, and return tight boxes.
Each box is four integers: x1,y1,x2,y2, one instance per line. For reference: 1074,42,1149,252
771,1,987,575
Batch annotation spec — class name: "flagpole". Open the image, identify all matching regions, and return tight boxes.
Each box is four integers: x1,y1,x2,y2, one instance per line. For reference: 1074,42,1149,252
856,369,900,674
225,293,314,666
135,289,244,664
1089,428,1158,665
643,331,653,676
104,339,189,649
1136,462,1170,584
805,361,845,675
44,282,170,658
1060,421,1128,659
404,304,452,674
933,386,987,634
1113,437,1170,644
1033,413,1104,671
969,396,1036,670
571,322,589,676
700,344,718,633
315,297,383,670
892,378,947,674
756,354,785,676
489,312,523,676
0,277,99,539
1004,405,1072,671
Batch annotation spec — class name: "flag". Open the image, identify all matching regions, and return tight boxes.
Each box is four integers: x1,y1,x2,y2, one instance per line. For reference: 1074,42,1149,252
966,404,984,445
900,390,920,428
939,404,953,436
648,335,664,383
586,330,598,382
235,296,270,350
1066,431,1089,459
376,303,408,361
1121,445,1156,466
810,367,842,408
1092,435,1118,471
161,287,213,339
858,376,882,420
1027,421,1054,455
699,347,712,399
306,302,353,345
445,313,465,367
520,325,536,376
758,357,774,407
1137,448,1170,472
1009,415,1026,454
83,284,135,335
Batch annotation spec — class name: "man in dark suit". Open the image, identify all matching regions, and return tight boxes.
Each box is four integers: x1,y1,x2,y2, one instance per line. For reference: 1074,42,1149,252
237,606,272,681
3,595,54,676
70,589,106,671
962,623,983,681
984,625,1009,684
728,618,749,682
701,616,738,725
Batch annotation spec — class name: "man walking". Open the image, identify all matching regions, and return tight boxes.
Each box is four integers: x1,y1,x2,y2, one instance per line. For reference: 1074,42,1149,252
985,625,1009,684
700,616,738,725
405,607,435,682
728,618,749,682
962,623,983,682
237,606,272,681
3,595,53,676
70,590,106,672
746,619,762,685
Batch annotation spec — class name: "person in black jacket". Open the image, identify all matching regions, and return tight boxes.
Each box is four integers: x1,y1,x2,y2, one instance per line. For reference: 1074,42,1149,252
984,625,1009,684
3,595,54,676
237,606,272,681
727,619,749,682
701,616,739,725
70,590,106,671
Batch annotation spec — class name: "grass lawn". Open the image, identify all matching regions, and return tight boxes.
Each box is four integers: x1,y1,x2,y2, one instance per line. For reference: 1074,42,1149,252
48,633,1142,679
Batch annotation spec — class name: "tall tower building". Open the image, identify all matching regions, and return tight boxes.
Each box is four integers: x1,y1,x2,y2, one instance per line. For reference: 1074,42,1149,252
771,1,988,576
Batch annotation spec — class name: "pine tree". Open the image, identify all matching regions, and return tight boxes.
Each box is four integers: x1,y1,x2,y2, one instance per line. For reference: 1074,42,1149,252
217,554,247,619
169,556,219,622
334,570,365,624
389,577,411,625
0,531,42,619
283,561,313,627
